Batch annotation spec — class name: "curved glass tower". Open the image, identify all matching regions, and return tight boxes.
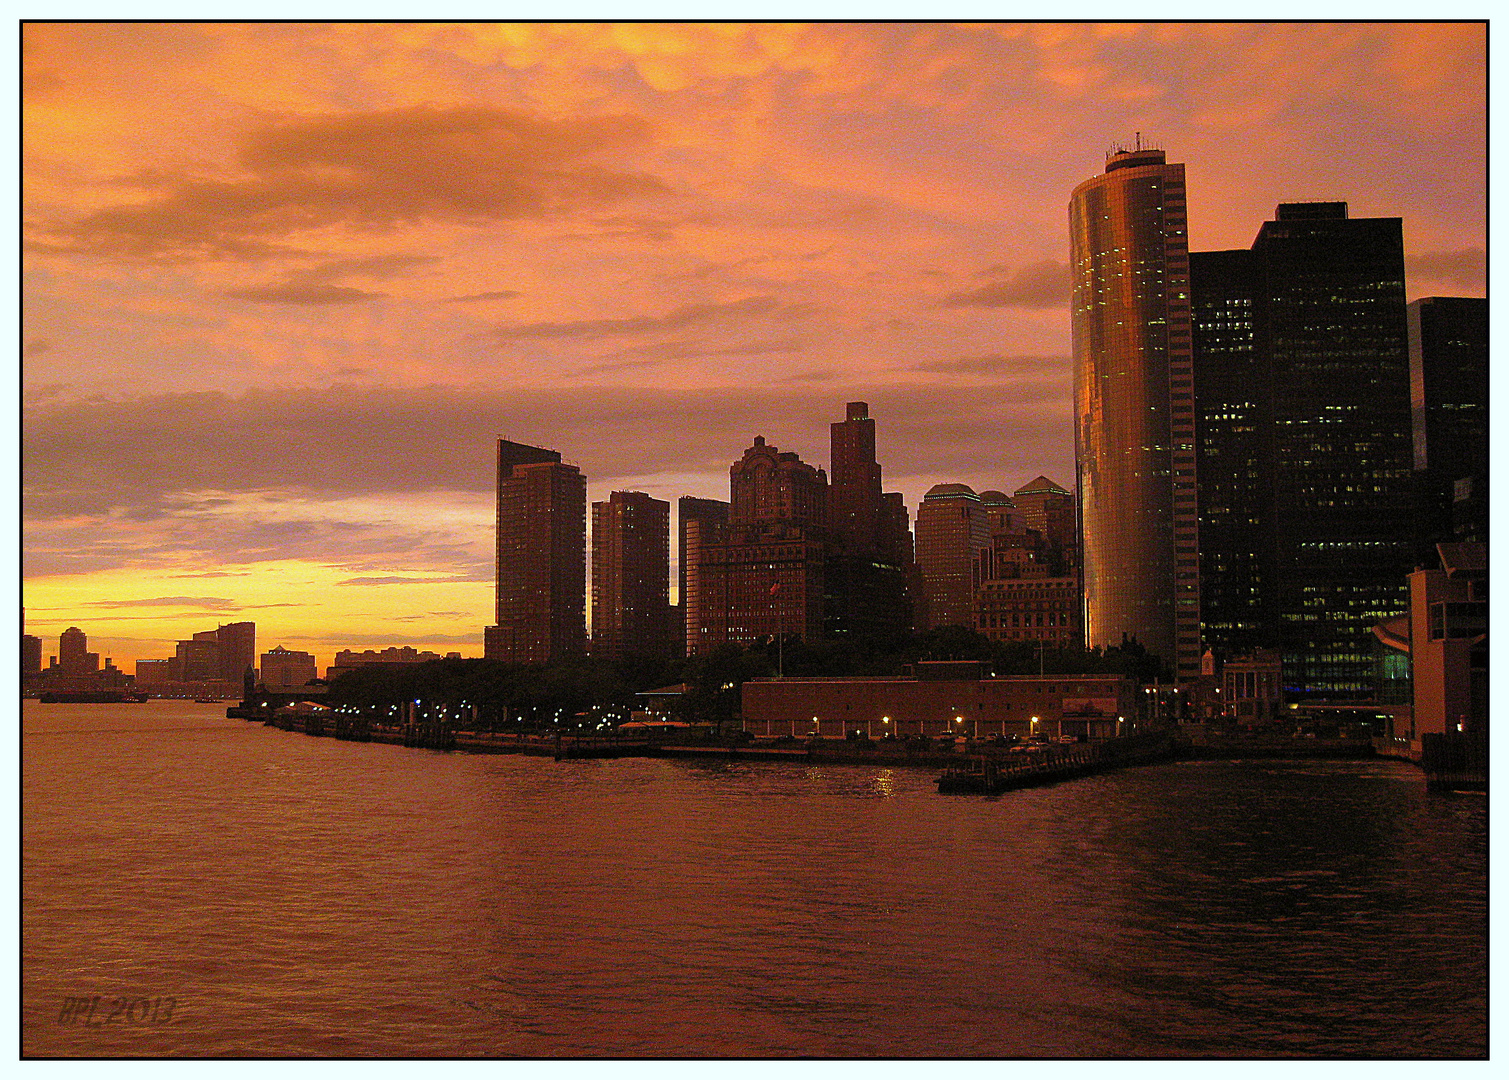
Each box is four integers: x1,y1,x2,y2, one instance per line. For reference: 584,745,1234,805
1069,145,1200,681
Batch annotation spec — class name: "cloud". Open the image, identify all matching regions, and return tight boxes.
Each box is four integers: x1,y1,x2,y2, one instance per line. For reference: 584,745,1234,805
1406,248,1485,290
335,575,486,587
222,252,436,303
25,338,51,358
491,295,801,341
225,282,384,304
446,290,521,303
86,596,239,609
573,337,805,372
35,105,669,260
908,354,1069,376
942,260,1071,309
23,382,1072,510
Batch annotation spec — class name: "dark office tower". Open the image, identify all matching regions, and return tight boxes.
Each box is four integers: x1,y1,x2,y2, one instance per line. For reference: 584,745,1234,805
880,492,913,567
1070,143,1200,681
486,439,586,664
591,491,671,663
829,401,883,555
1191,203,1415,701
915,484,990,630
825,402,912,643
215,621,256,683
678,496,729,657
1189,247,1269,662
1409,297,1488,547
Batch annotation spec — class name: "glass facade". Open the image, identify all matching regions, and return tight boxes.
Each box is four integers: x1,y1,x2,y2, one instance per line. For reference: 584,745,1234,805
1070,148,1200,680
1191,204,1416,701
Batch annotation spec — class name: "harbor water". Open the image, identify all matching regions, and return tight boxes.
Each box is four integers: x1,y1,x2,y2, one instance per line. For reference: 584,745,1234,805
23,700,1487,1057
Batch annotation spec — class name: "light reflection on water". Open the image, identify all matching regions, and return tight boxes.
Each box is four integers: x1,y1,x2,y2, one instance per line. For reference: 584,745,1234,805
23,701,1485,1057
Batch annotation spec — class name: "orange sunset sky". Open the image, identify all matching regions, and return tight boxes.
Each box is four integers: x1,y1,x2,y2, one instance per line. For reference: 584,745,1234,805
20,21,1487,671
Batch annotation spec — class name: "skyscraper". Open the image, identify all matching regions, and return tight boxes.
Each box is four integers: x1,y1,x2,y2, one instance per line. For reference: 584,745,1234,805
825,402,911,643
591,491,671,663
1409,296,1488,547
486,439,586,664
692,437,828,651
829,401,883,556
58,626,95,674
914,484,990,630
678,495,729,657
1191,202,1415,700
1069,142,1200,681
215,621,256,683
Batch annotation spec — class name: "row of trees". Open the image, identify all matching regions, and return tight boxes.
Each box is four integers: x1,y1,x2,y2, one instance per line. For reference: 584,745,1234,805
322,628,1167,733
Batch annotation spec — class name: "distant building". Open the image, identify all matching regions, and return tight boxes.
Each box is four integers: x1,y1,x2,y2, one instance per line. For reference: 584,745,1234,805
1011,476,1078,577
22,634,42,677
486,439,587,664
742,671,1137,740
215,621,256,684
1409,297,1488,549
1192,202,1415,701
591,490,672,662
691,437,829,652
176,632,222,682
1070,143,1200,683
260,646,317,691
326,646,443,680
824,403,911,643
976,576,1082,650
915,484,989,630
135,658,172,683
678,495,730,658
58,626,95,675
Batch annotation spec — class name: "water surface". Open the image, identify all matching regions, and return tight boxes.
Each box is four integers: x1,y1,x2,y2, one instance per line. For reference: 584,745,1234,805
23,701,1487,1057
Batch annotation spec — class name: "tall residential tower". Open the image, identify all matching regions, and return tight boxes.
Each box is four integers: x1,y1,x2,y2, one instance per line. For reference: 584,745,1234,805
486,439,587,664
591,491,672,662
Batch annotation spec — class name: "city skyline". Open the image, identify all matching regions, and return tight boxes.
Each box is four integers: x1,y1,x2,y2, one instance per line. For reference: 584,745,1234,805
21,22,1486,666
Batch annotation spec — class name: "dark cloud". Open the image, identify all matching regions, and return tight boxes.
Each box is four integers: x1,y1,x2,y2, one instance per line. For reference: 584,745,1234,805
35,105,668,260
574,337,804,372
942,260,1071,309
24,508,491,581
491,295,800,341
446,290,521,303
23,383,69,404
86,596,239,609
224,253,436,304
23,381,1072,513
225,282,384,304
22,382,1075,580
25,338,51,358
1406,248,1485,290
909,354,1069,376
